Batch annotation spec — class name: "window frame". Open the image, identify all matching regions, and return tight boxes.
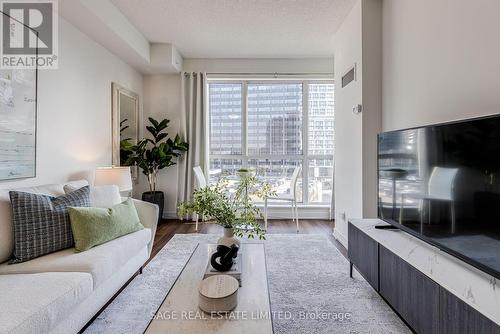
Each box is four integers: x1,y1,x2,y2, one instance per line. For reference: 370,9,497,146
207,78,334,206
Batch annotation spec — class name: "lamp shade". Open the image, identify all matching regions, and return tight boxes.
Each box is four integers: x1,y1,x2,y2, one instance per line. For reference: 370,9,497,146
94,166,133,192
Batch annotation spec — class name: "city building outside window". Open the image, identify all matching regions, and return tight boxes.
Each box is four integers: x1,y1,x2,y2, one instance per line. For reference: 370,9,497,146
208,79,334,205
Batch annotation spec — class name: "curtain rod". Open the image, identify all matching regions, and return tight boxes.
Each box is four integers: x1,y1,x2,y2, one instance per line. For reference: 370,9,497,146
205,72,333,76
203,72,334,80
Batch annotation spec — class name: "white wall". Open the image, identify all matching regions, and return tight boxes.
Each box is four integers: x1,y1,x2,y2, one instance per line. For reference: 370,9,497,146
0,17,143,190
335,0,500,247
333,0,363,245
360,0,382,222
333,0,382,246
135,74,181,216
383,0,500,131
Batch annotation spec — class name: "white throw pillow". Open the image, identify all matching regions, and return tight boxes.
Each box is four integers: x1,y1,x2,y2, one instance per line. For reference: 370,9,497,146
64,184,122,209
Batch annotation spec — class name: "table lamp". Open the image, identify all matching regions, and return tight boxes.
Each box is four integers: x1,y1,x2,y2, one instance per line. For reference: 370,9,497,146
94,166,133,194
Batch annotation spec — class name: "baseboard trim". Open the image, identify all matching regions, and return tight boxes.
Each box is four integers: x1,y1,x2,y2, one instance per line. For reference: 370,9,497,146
164,207,332,220
333,227,347,249
163,211,178,219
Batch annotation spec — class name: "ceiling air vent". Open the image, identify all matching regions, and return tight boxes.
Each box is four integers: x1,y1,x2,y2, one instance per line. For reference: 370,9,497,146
341,65,356,88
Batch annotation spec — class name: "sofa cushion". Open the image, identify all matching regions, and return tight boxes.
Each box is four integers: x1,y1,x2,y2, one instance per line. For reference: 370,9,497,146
0,228,151,288
0,272,93,334
69,198,144,252
0,184,66,264
64,184,122,208
0,181,91,264
9,186,91,263
64,179,89,190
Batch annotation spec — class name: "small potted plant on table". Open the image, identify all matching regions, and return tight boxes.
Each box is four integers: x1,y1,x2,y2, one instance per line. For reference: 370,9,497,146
178,171,275,244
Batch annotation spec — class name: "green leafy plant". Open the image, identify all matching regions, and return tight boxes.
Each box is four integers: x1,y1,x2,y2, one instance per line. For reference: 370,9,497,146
126,117,188,192
119,118,134,165
178,171,275,240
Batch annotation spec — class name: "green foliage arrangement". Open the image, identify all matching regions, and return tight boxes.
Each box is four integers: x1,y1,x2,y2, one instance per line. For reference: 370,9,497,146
119,118,133,165
178,170,275,240
125,117,188,192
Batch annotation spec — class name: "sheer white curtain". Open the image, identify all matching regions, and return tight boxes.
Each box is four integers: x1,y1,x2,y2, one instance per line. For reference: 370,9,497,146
177,72,208,220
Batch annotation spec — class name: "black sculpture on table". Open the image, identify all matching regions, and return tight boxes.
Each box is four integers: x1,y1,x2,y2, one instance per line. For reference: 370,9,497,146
210,244,239,272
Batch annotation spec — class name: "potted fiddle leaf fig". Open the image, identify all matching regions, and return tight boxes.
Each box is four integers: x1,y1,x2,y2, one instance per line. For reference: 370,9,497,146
126,117,188,221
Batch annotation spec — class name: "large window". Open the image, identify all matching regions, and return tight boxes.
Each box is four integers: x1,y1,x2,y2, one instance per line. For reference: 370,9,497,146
208,80,334,205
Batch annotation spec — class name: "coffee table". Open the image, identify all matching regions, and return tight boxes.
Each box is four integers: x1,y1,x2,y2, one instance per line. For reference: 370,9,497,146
144,243,274,334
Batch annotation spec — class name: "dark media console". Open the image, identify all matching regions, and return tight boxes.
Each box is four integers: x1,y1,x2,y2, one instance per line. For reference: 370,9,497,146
348,221,500,334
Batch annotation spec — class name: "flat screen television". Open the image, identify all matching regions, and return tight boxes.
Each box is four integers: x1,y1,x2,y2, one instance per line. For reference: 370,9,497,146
378,114,500,279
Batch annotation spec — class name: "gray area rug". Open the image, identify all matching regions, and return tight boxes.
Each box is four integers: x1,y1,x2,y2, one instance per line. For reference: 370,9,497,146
84,234,410,334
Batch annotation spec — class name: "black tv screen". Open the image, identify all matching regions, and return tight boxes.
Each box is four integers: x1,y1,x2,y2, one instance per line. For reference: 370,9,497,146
378,114,500,278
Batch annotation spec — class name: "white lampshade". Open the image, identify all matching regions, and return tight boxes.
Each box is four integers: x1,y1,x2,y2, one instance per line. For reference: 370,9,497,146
94,166,133,192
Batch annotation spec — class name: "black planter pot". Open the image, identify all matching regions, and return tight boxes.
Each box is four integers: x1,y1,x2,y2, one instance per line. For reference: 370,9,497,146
142,191,164,223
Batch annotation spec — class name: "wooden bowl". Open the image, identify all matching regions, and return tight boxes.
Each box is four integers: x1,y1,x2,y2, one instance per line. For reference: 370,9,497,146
198,275,239,313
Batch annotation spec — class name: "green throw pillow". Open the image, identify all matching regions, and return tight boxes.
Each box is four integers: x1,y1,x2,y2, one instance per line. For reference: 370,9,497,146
68,198,144,252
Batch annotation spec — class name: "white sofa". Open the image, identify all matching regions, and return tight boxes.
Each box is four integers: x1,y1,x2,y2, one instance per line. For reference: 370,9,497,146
0,181,159,334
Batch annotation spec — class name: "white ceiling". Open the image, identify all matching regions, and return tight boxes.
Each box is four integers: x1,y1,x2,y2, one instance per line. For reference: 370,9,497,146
110,0,356,58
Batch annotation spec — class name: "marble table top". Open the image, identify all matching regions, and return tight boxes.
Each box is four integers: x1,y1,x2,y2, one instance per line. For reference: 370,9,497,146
145,243,273,334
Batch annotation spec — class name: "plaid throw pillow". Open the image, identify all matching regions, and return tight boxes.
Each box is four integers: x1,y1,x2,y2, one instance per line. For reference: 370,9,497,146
9,186,91,263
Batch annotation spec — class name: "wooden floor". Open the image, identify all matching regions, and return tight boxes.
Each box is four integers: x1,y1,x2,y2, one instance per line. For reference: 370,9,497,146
150,219,347,263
